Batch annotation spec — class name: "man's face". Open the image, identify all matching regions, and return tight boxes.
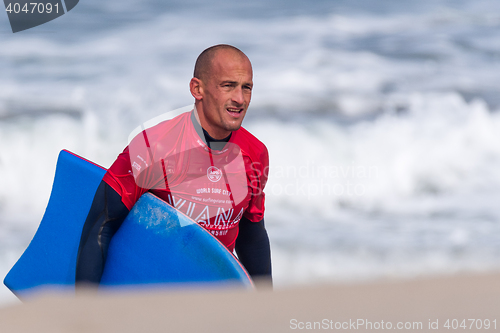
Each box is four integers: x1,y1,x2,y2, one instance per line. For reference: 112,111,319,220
197,50,253,139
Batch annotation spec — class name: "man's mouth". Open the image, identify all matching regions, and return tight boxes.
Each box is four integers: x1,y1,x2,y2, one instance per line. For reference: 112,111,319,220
226,107,244,117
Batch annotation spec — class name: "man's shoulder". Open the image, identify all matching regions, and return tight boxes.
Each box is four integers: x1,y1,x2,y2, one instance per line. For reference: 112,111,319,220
136,111,191,144
147,111,191,133
232,126,268,164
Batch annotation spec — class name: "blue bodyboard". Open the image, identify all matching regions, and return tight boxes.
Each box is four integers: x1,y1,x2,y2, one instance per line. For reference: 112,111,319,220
100,193,253,287
4,150,252,298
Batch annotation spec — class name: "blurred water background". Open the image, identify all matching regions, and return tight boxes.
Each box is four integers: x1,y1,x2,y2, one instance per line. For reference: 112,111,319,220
1,0,500,305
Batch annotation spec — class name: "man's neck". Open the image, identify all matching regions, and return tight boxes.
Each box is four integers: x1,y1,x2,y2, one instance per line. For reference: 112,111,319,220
191,109,231,151
193,104,231,140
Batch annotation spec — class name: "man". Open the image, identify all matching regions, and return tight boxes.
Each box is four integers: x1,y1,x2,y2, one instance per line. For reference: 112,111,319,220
76,45,272,286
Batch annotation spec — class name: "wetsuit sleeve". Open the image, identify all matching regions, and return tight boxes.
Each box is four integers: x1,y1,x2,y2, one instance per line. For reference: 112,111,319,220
235,216,272,286
75,180,129,284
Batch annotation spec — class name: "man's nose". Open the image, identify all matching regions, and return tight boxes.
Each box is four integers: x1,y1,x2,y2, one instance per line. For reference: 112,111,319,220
231,86,244,105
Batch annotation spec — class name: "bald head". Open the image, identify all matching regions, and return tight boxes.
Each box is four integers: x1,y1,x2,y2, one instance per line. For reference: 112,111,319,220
194,44,249,82
190,44,253,139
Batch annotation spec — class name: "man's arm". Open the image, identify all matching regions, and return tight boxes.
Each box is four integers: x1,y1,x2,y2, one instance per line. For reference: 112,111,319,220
75,180,129,284
235,216,272,287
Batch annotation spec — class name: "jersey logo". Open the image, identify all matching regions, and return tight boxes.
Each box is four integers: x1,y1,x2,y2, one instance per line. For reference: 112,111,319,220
207,166,222,182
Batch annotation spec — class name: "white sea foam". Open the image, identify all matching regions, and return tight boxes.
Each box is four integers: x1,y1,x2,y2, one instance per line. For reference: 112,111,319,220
246,91,500,286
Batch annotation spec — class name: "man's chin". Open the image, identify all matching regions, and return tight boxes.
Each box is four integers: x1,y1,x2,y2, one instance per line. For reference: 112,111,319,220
226,124,243,133
223,118,245,133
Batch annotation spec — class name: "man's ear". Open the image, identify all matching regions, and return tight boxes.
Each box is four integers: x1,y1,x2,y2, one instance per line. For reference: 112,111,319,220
190,78,203,100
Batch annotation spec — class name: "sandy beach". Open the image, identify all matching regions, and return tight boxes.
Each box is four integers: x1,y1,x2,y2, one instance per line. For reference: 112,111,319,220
0,273,498,332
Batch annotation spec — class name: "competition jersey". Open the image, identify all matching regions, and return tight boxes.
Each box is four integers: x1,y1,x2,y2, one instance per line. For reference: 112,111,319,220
102,110,268,251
